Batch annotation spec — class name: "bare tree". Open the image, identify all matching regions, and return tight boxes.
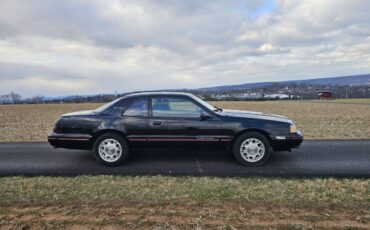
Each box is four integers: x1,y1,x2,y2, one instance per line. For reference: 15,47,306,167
9,92,22,104
31,95,44,104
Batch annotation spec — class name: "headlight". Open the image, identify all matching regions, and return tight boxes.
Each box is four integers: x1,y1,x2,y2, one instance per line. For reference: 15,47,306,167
290,124,298,133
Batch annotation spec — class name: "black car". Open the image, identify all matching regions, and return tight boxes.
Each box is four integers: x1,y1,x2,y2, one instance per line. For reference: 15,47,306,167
48,92,303,166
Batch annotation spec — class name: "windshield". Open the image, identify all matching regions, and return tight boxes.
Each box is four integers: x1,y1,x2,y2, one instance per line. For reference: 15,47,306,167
190,94,222,112
94,98,122,113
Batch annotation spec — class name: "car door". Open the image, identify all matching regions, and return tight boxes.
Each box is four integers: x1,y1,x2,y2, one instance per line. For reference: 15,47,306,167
117,96,152,149
146,95,229,150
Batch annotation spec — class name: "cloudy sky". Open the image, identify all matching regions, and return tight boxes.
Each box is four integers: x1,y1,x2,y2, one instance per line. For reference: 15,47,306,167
0,0,369,97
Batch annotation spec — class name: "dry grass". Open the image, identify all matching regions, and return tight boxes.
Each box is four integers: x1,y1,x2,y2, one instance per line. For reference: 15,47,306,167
1,204,369,229
0,176,369,229
322,98,370,104
0,100,369,141
0,103,98,142
1,176,368,209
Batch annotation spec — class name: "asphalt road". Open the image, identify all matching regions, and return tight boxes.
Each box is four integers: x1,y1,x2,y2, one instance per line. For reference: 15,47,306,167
0,140,369,178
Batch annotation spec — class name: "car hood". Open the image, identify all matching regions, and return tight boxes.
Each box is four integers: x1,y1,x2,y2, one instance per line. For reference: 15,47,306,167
61,110,96,117
220,109,292,123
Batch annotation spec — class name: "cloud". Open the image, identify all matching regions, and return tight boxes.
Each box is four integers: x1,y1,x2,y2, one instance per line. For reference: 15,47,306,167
0,0,369,96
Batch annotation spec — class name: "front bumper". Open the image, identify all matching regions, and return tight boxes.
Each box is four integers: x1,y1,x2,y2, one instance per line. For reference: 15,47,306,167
47,133,93,149
270,131,303,151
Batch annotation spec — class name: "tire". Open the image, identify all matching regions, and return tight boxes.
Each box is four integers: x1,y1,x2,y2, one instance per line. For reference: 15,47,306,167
93,133,130,166
232,132,272,167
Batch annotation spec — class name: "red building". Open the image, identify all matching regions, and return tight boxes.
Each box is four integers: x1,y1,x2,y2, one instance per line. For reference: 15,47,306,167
317,91,333,100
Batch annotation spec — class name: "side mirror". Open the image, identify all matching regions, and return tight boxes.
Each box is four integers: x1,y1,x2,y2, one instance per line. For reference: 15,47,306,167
200,111,212,120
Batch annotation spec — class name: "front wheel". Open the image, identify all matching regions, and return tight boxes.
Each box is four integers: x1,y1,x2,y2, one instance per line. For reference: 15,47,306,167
233,132,272,167
93,133,130,166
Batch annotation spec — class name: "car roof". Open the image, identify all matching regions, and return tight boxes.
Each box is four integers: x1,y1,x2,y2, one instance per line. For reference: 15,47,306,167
122,91,195,98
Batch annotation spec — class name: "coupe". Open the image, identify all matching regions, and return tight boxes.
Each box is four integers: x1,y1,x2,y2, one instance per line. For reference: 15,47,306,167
48,92,303,166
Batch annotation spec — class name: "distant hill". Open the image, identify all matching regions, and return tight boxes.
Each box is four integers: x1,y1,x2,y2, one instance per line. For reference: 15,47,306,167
199,74,370,92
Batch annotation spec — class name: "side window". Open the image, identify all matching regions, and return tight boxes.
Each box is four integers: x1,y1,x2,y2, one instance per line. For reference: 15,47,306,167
100,98,127,115
151,97,203,118
123,98,148,117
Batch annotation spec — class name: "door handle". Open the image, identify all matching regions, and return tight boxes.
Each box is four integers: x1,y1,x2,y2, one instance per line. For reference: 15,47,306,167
152,121,162,125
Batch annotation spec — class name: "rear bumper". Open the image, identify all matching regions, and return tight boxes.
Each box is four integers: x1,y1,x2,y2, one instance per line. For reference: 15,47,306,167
47,133,93,150
270,131,303,151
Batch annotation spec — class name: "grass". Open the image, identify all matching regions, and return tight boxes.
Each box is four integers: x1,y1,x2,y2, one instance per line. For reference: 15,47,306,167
0,100,370,141
0,176,368,209
318,98,370,104
0,103,97,142
0,176,369,229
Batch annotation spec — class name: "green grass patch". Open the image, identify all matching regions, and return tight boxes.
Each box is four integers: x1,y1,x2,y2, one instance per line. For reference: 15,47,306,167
0,176,368,210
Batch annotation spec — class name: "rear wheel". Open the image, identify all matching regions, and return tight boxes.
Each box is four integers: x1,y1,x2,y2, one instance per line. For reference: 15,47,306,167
233,132,272,167
93,133,130,166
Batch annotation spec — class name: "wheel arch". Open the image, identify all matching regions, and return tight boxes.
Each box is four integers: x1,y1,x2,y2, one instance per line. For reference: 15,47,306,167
233,128,272,145
91,129,128,144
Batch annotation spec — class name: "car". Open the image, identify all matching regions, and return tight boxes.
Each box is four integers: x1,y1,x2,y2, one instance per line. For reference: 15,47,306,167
48,92,303,167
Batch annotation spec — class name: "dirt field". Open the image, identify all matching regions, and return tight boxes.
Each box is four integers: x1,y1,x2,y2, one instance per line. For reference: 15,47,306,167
0,176,369,229
0,100,369,141
1,203,368,229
